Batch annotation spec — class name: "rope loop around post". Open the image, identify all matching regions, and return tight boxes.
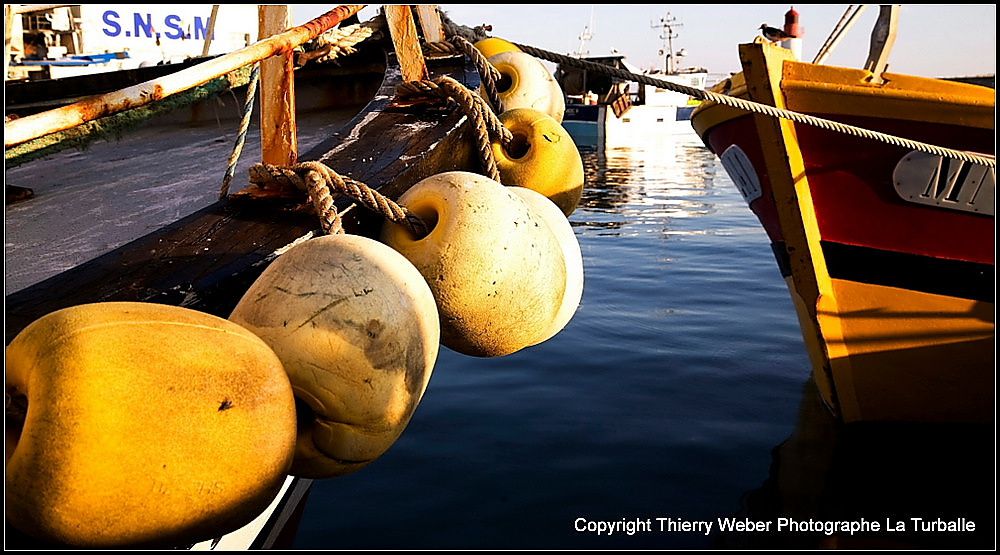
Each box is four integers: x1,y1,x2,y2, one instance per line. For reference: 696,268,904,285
248,161,429,238
447,35,504,114
396,76,513,183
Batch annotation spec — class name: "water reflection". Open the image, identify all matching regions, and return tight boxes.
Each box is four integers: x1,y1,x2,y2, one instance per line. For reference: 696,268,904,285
577,133,720,237
721,379,994,549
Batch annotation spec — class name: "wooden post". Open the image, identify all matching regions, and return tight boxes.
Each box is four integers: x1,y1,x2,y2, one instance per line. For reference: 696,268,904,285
385,5,428,82
864,4,900,83
4,5,14,82
201,5,220,57
258,5,297,166
413,5,445,43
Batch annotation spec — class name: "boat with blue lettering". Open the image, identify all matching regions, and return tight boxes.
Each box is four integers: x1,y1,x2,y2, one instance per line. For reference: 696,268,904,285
7,5,256,81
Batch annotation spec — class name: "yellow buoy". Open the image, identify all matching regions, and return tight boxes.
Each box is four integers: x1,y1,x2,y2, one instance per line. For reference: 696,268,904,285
230,234,439,479
488,51,566,122
493,108,585,216
474,37,520,59
5,302,296,547
509,186,584,345
381,171,567,357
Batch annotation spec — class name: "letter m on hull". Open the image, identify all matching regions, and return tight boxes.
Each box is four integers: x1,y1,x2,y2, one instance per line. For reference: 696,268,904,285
893,151,995,216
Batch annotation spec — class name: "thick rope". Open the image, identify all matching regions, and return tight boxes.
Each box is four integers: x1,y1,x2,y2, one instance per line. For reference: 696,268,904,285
396,77,510,182
448,35,504,114
423,40,459,57
220,22,383,200
220,63,260,199
300,20,383,66
513,42,996,169
248,161,428,237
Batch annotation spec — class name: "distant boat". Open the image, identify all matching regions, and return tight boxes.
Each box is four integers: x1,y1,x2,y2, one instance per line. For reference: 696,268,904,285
690,8,995,423
7,5,257,81
555,13,708,149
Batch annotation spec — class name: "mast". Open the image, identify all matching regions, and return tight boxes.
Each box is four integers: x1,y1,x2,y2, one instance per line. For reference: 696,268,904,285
651,12,681,74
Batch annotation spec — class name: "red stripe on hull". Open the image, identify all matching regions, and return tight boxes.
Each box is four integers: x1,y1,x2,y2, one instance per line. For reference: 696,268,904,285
795,116,994,265
704,117,785,244
705,115,994,266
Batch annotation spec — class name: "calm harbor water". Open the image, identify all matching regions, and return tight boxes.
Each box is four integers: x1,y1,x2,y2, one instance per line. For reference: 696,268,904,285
292,134,993,550
5,119,991,549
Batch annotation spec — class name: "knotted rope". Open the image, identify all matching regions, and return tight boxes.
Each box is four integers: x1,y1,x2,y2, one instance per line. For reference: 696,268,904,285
248,161,428,238
512,42,996,169
299,20,384,66
220,21,384,200
396,76,512,182
423,35,503,115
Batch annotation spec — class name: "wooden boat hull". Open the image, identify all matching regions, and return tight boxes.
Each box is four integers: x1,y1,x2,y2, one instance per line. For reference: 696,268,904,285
691,43,995,423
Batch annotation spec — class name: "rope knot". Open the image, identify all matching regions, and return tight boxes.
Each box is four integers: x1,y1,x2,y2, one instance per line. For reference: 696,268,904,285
248,162,428,238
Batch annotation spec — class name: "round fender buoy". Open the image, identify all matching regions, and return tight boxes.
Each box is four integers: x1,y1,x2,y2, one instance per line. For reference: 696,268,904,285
487,51,566,122
230,234,439,479
493,108,585,216
381,171,567,357
5,302,296,547
474,37,520,59
509,186,584,345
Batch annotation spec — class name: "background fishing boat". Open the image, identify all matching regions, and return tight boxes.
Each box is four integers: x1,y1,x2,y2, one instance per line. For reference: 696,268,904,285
691,6,995,423
556,13,708,149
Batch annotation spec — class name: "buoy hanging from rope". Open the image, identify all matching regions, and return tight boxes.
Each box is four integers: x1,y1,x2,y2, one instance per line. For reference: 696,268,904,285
493,108,584,216
381,171,568,357
474,36,520,59
487,51,566,122
230,234,439,479
508,186,584,345
5,302,296,547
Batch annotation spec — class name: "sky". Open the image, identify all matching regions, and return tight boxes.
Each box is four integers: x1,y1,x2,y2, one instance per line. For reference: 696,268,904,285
291,4,996,79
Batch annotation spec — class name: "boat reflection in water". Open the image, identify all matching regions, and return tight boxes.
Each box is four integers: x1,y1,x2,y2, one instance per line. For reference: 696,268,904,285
577,131,718,235
721,378,993,550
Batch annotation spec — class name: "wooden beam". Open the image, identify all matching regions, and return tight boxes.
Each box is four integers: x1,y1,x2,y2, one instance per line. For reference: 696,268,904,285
385,5,428,82
4,5,363,148
4,5,13,82
864,4,900,83
258,5,298,166
413,5,445,42
201,5,220,57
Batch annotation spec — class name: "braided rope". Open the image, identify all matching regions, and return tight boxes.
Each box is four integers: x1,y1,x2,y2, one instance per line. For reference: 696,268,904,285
513,42,995,168
423,40,459,57
249,161,428,237
220,63,260,199
396,77,510,182
304,20,382,65
220,22,382,200
448,35,504,114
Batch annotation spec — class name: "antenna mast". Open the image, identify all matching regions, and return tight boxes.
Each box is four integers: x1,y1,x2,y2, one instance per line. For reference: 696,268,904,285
576,6,595,58
651,12,682,74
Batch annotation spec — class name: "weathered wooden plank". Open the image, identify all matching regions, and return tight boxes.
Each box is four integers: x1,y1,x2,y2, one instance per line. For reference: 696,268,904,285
414,5,446,43
5,55,481,343
201,5,221,57
384,5,428,82
258,5,298,166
